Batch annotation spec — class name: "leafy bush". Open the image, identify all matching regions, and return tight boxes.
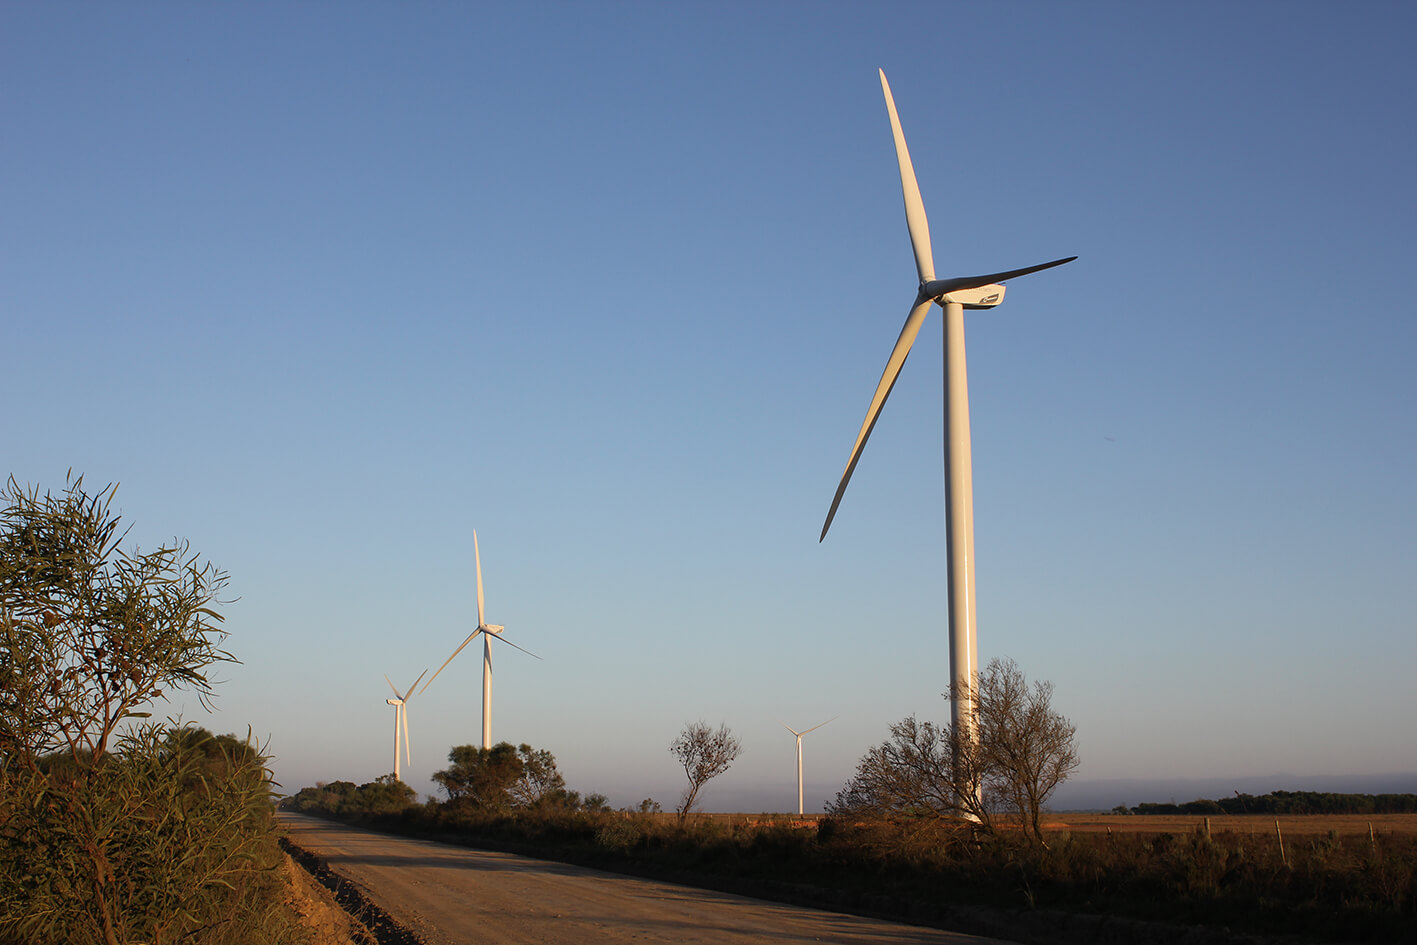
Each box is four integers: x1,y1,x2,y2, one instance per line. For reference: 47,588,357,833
1,725,293,945
0,475,308,944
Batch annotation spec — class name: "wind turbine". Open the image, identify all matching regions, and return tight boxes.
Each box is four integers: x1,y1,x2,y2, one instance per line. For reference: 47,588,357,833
421,530,539,749
782,717,836,815
820,70,1075,760
383,669,427,783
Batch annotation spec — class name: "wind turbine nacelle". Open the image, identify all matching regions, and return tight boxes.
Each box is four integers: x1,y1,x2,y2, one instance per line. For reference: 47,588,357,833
386,698,401,706
941,283,1005,309
485,624,505,635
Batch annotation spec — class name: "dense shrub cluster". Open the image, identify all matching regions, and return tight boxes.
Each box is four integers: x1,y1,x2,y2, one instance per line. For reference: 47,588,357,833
285,774,419,817
1,727,304,945
287,741,607,825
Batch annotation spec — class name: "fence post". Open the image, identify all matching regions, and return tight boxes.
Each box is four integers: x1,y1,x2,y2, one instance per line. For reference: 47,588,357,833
1275,820,1287,868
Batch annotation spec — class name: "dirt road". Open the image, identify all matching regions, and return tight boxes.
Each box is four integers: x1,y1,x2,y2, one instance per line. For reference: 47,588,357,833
279,813,1015,945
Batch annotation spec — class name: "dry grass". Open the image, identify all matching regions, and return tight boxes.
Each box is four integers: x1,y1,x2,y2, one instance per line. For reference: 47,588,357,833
1042,812,1417,836
638,811,1417,837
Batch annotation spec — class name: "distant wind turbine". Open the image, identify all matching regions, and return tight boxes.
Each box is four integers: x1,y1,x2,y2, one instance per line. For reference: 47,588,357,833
782,717,836,815
384,669,427,783
820,70,1075,769
421,530,539,749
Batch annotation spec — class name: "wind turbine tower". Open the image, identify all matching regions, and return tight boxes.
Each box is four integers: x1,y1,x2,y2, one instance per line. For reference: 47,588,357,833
383,669,427,783
782,717,836,815
422,531,539,749
821,70,1074,765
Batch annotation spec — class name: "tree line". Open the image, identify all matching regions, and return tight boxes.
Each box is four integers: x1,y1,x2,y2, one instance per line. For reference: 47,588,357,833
1126,790,1417,816
286,741,612,819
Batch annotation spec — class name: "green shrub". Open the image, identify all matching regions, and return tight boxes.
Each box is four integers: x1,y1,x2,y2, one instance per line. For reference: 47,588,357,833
0,725,301,945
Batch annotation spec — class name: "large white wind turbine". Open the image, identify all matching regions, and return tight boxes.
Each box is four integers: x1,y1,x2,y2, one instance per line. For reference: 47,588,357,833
820,71,1075,759
782,717,836,815
421,531,538,749
383,669,427,783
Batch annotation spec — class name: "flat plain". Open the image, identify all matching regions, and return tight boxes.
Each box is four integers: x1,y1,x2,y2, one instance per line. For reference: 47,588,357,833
1040,813,1417,836
667,812,1417,837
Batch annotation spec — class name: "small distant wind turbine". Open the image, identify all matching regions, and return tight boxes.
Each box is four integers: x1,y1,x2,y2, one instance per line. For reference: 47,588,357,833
821,71,1074,764
421,530,539,749
383,669,427,783
782,717,836,815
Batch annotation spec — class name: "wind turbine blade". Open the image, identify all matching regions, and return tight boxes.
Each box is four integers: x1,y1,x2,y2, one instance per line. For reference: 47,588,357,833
419,629,483,694
474,530,486,628
405,669,428,701
781,721,802,737
880,69,934,284
492,633,542,660
924,256,1078,298
384,674,402,699
821,296,934,541
402,704,412,766
801,716,839,736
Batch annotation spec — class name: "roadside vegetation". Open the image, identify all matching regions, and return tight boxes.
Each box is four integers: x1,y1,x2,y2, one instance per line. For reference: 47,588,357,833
0,476,314,945
288,663,1416,943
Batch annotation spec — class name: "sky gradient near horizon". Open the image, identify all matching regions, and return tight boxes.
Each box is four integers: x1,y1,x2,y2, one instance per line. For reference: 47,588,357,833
5,2,1416,812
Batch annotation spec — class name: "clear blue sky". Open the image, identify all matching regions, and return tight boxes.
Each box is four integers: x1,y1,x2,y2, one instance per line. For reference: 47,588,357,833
5,2,1415,812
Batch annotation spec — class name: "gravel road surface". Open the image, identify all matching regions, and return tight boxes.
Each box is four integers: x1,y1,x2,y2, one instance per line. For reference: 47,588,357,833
280,813,1017,945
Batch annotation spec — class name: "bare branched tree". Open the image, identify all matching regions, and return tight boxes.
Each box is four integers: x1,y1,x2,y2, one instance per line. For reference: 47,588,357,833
669,720,741,823
832,658,1078,842
977,658,1080,841
829,715,993,828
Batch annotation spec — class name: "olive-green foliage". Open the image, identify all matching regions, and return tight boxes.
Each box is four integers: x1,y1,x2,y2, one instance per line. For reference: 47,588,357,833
283,743,587,827
0,476,305,945
433,742,582,813
0,475,231,766
1,726,293,945
285,774,417,817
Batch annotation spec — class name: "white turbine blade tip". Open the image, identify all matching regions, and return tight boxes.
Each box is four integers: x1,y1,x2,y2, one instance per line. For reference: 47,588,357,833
878,70,934,284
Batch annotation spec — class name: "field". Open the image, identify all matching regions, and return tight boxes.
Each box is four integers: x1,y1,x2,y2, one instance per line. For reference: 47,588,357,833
679,811,1417,838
